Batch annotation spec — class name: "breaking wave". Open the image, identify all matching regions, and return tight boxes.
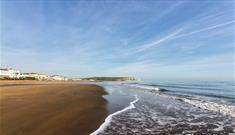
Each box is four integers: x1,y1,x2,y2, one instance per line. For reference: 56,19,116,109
181,98,235,118
90,95,139,135
124,83,168,92
126,83,235,118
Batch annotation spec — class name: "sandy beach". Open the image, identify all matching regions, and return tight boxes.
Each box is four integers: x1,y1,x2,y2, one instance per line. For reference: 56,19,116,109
0,81,108,135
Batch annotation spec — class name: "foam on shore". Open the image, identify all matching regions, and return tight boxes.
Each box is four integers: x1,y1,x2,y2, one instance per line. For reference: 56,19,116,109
182,98,235,118
126,83,235,118
124,83,168,92
90,95,139,135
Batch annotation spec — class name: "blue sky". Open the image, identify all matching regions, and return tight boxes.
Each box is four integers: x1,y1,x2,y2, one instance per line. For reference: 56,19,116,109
1,0,234,80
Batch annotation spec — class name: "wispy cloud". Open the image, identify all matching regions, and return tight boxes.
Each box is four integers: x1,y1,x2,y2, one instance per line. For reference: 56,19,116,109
105,53,234,80
2,1,234,80
126,19,234,55
157,1,185,18
172,20,235,39
129,28,184,54
102,60,161,77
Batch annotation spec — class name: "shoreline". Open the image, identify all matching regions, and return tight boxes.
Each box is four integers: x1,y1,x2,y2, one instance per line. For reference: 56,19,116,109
89,82,235,134
90,95,139,135
0,81,108,135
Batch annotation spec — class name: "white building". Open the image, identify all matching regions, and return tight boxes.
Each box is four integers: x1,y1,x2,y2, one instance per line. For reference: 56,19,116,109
0,68,20,79
71,78,82,81
51,75,68,81
0,67,69,81
19,73,50,80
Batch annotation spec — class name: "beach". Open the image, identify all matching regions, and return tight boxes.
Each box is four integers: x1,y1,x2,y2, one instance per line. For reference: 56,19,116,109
93,82,235,134
0,81,234,135
0,81,108,135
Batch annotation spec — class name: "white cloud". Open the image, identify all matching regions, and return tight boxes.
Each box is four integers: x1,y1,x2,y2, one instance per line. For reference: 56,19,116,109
102,53,234,80
172,20,235,39
129,28,184,54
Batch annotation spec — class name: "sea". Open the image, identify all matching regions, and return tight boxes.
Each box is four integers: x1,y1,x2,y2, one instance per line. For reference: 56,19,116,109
90,80,235,135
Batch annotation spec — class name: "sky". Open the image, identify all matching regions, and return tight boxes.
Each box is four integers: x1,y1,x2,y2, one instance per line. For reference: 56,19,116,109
1,0,234,80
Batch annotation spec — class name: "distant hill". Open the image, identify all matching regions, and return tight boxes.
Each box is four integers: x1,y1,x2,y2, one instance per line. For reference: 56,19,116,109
81,77,136,81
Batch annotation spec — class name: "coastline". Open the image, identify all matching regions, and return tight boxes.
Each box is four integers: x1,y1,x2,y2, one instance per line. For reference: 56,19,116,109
1,81,234,134
90,95,139,135
90,82,235,134
0,81,108,135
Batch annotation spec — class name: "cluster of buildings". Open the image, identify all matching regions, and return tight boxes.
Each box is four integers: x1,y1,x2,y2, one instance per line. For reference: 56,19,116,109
0,68,68,81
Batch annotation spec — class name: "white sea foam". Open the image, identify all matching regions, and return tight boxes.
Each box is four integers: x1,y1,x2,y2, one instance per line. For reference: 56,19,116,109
90,95,139,135
160,93,235,118
126,83,235,118
182,98,235,118
213,124,224,131
125,84,160,91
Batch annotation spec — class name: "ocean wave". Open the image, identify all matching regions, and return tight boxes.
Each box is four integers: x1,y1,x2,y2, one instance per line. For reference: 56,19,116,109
156,94,235,118
124,83,168,92
181,98,235,118
148,84,230,92
90,95,139,135
125,83,235,118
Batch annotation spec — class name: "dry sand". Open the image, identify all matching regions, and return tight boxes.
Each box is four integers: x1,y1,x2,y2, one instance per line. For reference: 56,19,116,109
0,82,108,135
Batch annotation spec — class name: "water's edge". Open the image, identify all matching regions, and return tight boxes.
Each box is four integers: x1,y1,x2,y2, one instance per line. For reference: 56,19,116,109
90,95,139,135
89,82,235,134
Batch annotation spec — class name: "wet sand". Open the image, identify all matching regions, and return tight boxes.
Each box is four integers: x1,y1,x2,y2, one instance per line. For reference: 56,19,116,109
0,82,108,135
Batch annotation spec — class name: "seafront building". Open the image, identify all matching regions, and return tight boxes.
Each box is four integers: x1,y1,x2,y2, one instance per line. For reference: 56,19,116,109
0,68,20,79
19,73,50,80
71,78,82,81
51,75,68,81
0,68,68,81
